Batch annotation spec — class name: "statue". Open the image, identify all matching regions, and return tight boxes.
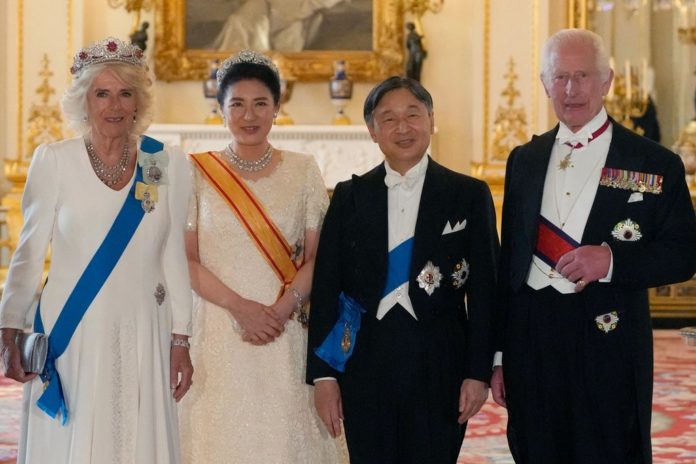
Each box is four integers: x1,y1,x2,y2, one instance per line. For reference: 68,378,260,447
129,21,150,52
405,22,427,82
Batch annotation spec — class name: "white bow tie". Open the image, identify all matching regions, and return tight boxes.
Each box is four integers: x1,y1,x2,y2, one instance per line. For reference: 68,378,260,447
384,170,420,189
558,133,590,148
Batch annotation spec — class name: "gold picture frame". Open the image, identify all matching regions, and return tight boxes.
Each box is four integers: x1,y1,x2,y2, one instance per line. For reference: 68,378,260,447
153,0,405,82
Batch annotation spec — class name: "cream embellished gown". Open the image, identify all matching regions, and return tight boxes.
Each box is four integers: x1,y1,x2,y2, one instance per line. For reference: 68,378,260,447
179,151,344,463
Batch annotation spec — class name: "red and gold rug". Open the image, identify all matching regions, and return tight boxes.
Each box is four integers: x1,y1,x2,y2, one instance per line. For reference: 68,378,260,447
459,330,696,463
1,330,694,463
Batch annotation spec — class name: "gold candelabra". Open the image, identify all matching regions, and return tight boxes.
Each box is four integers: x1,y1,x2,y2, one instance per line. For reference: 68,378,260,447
604,60,649,135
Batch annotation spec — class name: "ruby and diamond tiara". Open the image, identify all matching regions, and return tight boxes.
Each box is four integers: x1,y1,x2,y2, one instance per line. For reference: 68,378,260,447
70,37,145,76
216,49,279,87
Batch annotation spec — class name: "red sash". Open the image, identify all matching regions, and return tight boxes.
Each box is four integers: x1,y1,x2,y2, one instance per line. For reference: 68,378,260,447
534,216,580,268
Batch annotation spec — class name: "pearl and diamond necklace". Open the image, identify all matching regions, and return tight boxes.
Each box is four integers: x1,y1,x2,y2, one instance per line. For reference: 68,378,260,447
223,143,273,172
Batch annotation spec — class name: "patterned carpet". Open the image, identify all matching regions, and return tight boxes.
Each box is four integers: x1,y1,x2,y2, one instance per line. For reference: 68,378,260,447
458,330,696,463
0,330,694,463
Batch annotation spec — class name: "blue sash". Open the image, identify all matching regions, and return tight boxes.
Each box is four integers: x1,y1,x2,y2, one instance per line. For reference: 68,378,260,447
382,237,414,297
314,292,366,373
34,136,164,424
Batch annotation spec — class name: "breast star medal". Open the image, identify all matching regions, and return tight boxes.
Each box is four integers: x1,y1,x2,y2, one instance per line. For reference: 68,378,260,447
558,153,574,171
595,311,619,333
611,218,642,241
451,258,470,289
417,261,442,296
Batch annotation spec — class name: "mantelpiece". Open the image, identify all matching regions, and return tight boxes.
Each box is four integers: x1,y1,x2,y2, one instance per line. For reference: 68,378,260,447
146,124,392,189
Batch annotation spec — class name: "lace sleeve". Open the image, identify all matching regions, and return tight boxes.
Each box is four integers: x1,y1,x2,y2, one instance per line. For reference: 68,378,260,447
304,156,329,232
186,161,199,232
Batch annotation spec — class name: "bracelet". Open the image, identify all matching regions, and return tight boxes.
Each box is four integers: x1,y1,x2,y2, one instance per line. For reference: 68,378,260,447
290,287,305,312
171,338,190,349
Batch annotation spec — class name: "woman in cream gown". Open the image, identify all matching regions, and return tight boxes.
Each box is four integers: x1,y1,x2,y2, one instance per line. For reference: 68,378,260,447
178,50,345,463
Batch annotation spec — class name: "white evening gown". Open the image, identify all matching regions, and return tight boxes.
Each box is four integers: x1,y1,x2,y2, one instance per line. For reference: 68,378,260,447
179,151,346,463
0,137,193,464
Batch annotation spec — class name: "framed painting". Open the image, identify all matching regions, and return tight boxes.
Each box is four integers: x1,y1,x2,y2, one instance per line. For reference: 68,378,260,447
153,0,405,82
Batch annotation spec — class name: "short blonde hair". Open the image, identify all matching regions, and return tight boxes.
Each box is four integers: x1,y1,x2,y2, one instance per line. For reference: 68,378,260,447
62,62,154,136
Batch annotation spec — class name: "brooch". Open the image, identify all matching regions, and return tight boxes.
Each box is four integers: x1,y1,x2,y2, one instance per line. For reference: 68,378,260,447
599,167,662,194
138,149,169,186
135,182,157,213
595,311,619,333
611,218,642,241
451,258,470,289
417,261,442,296
154,283,166,305
291,239,304,263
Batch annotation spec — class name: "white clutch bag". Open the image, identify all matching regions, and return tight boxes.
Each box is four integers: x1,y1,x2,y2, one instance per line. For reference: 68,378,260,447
15,332,48,374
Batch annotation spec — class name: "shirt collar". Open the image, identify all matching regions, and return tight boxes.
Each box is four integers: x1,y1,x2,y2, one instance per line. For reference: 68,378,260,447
556,107,609,146
384,154,429,190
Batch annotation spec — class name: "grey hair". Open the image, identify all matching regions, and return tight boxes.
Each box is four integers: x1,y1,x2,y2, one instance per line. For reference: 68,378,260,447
540,28,611,86
61,62,154,136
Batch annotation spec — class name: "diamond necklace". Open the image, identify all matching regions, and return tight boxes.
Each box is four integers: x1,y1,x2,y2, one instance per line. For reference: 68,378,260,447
85,139,130,187
223,144,273,172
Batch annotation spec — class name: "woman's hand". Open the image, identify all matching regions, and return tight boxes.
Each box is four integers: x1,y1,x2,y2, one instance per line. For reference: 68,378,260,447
170,336,193,402
0,328,38,383
231,298,284,345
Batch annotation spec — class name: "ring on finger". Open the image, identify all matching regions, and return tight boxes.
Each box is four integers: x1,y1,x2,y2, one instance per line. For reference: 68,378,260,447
577,279,586,287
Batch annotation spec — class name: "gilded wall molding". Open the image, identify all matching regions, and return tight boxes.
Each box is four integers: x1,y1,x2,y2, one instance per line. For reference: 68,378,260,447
568,0,587,29
16,0,24,161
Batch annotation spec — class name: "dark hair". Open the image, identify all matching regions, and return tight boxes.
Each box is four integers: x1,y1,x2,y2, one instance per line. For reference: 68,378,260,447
363,76,433,126
216,62,281,107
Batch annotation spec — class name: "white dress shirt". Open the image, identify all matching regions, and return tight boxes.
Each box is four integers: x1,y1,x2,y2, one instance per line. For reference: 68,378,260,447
376,154,429,320
526,108,613,294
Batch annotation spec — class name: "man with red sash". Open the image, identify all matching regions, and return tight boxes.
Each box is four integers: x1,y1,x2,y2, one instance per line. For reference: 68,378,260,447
491,29,696,463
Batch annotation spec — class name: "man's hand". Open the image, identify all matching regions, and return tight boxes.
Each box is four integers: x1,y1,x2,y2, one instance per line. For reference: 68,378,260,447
314,379,343,438
0,328,37,383
490,366,506,408
556,245,611,292
458,378,489,424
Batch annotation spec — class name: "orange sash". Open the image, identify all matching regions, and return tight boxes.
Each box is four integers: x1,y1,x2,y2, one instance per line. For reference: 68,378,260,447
190,152,298,286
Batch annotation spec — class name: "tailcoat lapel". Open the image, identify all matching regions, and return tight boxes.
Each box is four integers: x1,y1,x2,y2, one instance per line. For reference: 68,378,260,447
410,159,449,317
352,164,389,309
519,129,557,248
581,121,648,245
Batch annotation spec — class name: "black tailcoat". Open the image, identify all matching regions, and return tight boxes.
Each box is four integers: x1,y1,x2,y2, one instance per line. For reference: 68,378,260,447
497,120,696,464
307,158,499,463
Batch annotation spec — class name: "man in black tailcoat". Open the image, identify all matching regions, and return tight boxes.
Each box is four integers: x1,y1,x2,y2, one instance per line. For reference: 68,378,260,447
307,76,499,463
491,29,696,464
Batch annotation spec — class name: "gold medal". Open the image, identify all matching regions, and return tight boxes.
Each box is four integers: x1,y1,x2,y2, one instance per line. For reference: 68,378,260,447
341,323,351,353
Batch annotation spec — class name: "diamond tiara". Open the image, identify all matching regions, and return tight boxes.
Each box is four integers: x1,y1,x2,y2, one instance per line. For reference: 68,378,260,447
70,37,145,76
216,49,279,88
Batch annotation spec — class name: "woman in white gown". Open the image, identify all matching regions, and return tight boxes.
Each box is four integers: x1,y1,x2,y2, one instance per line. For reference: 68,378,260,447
179,50,345,463
0,37,193,463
